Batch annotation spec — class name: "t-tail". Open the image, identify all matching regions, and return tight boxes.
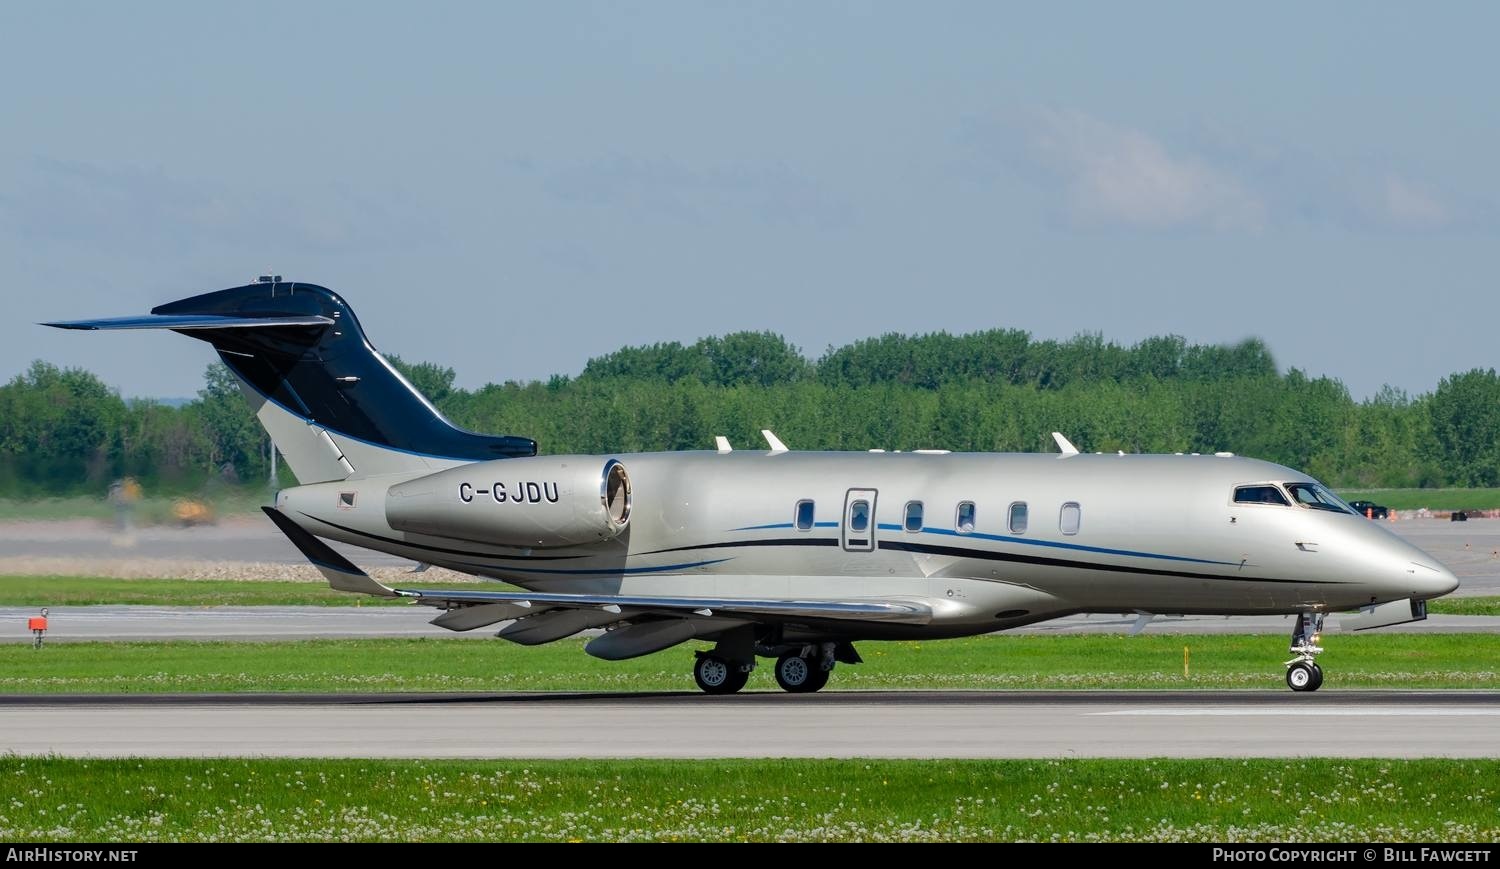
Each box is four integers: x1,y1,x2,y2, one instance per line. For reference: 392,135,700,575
44,279,535,483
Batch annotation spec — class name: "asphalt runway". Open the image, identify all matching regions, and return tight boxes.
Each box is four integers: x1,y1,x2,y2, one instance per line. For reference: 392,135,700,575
6,605,1500,643
0,691,1493,758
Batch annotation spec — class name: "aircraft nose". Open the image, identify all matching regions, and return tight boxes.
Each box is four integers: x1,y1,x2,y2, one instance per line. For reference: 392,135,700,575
1405,559,1459,599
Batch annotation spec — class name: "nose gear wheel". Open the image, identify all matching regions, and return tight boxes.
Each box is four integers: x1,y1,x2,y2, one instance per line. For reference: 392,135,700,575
1284,612,1326,692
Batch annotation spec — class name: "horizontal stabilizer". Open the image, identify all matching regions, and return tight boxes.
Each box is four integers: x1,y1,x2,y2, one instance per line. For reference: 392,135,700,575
43,314,333,331
261,507,397,598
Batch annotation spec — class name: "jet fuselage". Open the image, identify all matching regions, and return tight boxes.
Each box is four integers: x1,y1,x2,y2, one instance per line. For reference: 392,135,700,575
278,449,1457,641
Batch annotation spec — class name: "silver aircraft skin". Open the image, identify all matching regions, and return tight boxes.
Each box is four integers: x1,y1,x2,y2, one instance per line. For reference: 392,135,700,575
47,280,1460,694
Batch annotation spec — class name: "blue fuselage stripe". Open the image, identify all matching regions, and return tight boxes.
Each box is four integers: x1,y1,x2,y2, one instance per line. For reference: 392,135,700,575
916,527,1235,565
730,521,839,531
726,521,1234,566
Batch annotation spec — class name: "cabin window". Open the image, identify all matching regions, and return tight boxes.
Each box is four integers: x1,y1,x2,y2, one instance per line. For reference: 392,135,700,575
904,501,924,532
849,500,871,533
1234,485,1289,506
1009,502,1028,534
956,501,976,534
1060,502,1081,535
794,499,815,531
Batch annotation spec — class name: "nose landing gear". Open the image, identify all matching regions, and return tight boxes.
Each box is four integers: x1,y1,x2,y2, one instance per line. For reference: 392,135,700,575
1284,612,1325,692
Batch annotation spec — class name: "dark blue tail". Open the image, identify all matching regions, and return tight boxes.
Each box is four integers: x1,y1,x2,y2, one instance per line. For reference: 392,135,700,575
47,280,535,482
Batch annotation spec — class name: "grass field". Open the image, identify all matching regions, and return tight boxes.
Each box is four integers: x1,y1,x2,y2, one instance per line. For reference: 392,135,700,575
0,576,501,607
1430,596,1500,616
0,757,1494,842
1,633,1495,693
2,575,1494,615
1338,488,1500,511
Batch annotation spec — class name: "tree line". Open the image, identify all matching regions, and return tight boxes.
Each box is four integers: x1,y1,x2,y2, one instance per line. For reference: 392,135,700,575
3,329,1498,496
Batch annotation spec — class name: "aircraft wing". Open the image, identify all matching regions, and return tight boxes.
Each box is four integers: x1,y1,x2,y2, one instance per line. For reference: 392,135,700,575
263,506,932,639
395,586,933,625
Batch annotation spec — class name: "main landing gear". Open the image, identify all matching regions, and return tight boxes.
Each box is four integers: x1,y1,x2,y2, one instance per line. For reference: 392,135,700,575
693,653,751,695
691,640,853,694
773,645,834,694
1284,612,1326,692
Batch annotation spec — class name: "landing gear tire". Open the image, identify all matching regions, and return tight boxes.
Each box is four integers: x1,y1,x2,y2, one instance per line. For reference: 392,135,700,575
1286,661,1321,692
774,652,830,693
694,655,749,695
1283,611,1327,693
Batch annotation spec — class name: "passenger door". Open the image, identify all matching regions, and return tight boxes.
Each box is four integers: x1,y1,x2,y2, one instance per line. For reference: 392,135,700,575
842,488,878,552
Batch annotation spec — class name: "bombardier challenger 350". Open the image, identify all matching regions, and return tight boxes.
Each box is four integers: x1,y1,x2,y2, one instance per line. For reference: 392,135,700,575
47,279,1459,693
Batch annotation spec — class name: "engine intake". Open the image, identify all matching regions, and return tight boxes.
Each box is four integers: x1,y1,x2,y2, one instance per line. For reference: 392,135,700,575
386,456,631,547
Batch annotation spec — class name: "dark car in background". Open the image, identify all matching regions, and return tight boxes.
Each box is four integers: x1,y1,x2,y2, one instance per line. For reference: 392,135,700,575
1347,500,1390,520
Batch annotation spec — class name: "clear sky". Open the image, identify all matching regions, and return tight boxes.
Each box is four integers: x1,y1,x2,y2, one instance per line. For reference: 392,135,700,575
2,2,1495,401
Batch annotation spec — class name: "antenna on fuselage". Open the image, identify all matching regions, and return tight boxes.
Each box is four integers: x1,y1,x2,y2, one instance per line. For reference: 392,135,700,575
1052,432,1080,456
715,436,732,454
761,429,789,454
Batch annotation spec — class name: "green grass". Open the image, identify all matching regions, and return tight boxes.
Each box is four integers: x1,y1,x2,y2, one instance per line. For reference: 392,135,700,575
1430,596,1500,616
2,634,1496,693
0,576,502,607
0,757,1494,842
1337,488,1500,511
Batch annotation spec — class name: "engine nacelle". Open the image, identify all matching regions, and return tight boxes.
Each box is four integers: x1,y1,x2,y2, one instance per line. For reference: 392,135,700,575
385,456,631,547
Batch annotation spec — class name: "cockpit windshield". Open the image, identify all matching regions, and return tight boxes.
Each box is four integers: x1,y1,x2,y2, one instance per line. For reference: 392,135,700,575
1285,483,1355,514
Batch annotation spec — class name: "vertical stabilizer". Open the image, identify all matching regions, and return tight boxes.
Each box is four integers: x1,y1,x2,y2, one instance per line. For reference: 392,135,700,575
45,280,536,483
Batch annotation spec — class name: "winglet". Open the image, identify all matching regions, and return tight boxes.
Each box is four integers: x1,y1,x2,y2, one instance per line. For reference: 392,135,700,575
1052,432,1080,456
261,506,397,597
761,429,789,454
